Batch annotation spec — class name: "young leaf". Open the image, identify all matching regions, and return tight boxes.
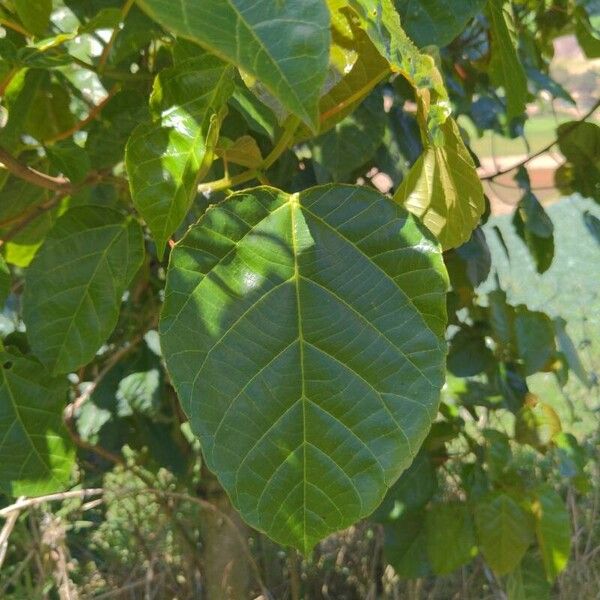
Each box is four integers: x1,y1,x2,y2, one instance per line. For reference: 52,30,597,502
532,485,572,582
425,502,477,574
0,350,74,496
486,0,528,120
475,492,534,575
160,184,448,553
23,207,144,375
135,0,331,130
126,56,234,258
394,118,485,250
395,0,486,48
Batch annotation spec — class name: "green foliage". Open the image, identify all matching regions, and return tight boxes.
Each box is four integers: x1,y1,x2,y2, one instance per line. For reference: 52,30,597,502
0,0,597,595
160,185,447,552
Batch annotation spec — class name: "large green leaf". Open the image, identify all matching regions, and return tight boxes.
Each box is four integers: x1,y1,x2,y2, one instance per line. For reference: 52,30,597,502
394,118,485,250
425,502,477,574
126,56,234,258
474,493,534,575
486,0,528,120
532,485,571,582
395,0,486,48
135,0,331,130
384,509,432,578
160,184,448,552
0,350,74,496
23,207,144,375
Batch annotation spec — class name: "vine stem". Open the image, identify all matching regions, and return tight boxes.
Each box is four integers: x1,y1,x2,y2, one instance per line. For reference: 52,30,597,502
481,98,600,181
198,116,301,194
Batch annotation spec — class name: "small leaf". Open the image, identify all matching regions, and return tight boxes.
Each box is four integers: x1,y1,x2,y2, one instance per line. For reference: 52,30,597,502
160,184,448,553
46,140,91,183
554,317,589,387
126,56,234,258
532,485,571,582
0,350,74,496
556,121,600,202
23,206,144,375
374,451,437,521
136,0,331,130
216,135,263,169
394,118,485,250
515,395,561,449
475,492,534,575
425,502,477,575
486,0,528,120
514,307,557,376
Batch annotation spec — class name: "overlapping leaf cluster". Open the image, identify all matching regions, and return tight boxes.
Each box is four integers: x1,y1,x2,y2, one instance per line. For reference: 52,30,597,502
0,0,598,594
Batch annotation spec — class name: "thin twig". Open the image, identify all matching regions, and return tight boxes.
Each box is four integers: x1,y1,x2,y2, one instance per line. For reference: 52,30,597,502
0,147,73,192
97,0,136,73
0,489,103,519
0,504,21,568
481,99,600,180
0,17,29,36
46,85,120,143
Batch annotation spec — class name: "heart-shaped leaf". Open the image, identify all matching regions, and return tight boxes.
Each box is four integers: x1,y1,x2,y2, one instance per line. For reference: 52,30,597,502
160,184,448,552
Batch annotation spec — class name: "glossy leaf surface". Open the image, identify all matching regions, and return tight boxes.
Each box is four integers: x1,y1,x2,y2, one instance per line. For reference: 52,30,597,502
160,184,448,552
126,56,234,258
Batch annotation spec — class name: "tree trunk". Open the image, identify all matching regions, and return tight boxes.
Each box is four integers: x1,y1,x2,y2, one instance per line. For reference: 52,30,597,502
201,473,253,599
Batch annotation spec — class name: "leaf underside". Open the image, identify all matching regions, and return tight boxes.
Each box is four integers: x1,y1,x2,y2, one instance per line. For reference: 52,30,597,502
160,184,448,552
